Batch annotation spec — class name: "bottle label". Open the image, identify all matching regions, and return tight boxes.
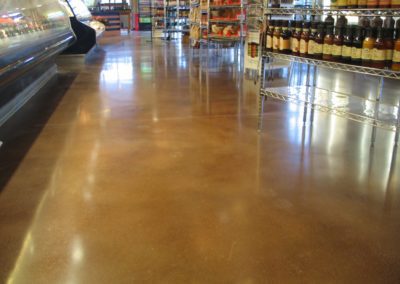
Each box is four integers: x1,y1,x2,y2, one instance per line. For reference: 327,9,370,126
342,46,352,57
348,0,358,5
386,49,393,61
379,0,390,4
338,0,347,6
372,48,385,61
300,39,308,53
367,0,378,5
393,50,400,63
313,43,323,54
323,43,332,55
292,38,299,52
273,36,279,50
332,45,342,56
351,47,362,59
279,38,290,50
362,47,372,60
308,40,315,54
266,35,272,48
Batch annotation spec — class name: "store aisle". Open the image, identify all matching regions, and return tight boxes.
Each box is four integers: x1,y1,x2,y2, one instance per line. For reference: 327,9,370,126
0,33,400,283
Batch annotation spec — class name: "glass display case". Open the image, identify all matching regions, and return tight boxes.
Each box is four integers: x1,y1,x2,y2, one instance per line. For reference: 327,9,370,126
63,0,105,37
0,0,75,124
0,0,73,60
64,0,93,22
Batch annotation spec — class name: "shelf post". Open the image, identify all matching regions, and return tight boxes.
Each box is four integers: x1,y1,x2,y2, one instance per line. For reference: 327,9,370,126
303,63,311,124
370,76,384,147
309,65,317,124
394,103,400,146
258,56,267,132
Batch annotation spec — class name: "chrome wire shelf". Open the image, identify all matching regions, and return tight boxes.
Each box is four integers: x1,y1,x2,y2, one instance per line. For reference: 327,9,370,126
261,86,398,131
208,35,242,41
263,52,400,80
265,7,400,16
164,28,190,32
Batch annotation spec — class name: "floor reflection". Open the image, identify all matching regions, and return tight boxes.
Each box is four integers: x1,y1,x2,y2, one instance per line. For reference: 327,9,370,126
0,33,399,283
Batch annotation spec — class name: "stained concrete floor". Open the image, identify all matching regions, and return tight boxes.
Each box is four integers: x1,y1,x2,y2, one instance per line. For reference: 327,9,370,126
0,32,399,283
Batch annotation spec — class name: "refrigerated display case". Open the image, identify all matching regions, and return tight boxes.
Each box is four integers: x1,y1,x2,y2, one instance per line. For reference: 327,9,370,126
62,0,105,54
0,0,75,125
65,0,93,22
64,0,105,36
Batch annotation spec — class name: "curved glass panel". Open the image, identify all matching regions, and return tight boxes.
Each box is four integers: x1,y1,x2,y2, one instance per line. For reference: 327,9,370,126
66,0,92,22
59,0,75,17
0,0,72,55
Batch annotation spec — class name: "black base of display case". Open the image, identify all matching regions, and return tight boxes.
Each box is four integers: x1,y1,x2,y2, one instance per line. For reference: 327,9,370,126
0,31,74,126
63,17,97,54
0,61,58,126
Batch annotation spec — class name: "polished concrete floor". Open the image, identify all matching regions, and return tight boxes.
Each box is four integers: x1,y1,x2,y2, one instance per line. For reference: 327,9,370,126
0,32,400,283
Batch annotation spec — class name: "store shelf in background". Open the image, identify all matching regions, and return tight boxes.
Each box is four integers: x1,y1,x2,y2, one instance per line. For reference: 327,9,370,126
264,8,400,16
209,4,241,8
91,12,121,33
263,52,400,80
209,19,241,23
261,86,399,131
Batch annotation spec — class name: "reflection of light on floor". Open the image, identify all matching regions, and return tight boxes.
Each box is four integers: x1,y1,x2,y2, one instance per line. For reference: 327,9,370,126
152,101,159,122
357,123,369,183
287,103,304,145
334,77,341,91
140,62,153,74
176,44,188,69
331,93,349,108
72,237,84,263
65,237,85,284
364,100,375,117
327,115,338,155
100,57,134,85
380,132,396,191
392,105,399,119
